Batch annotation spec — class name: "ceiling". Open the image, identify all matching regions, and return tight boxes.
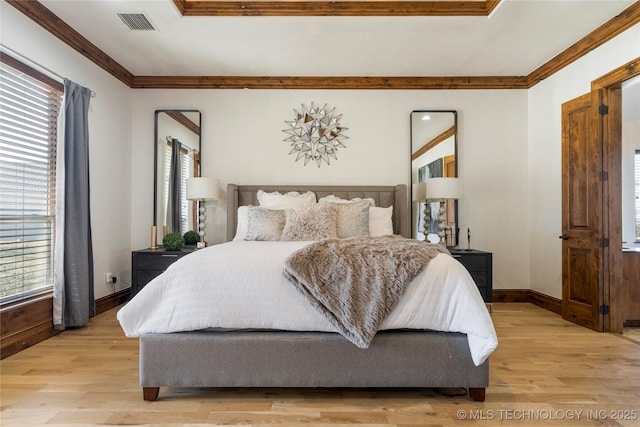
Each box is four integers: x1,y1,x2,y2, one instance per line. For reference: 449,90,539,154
28,0,636,78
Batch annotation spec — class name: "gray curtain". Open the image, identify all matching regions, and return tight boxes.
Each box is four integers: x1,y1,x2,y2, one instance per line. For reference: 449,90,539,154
166,138,182,232
53,79,94,330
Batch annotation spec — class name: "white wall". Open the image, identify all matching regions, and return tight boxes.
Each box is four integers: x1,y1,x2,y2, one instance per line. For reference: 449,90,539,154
131,89,530,290
1,4,132,299
528,23,640,298
4,0,637,301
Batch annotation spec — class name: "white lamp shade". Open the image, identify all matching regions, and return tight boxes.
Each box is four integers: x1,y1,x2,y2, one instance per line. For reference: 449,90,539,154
426,177,462,200
186,177,220,201
412,182,427,201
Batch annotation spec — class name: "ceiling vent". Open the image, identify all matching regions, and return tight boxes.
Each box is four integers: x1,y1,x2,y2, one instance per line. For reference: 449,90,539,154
117,13,156,31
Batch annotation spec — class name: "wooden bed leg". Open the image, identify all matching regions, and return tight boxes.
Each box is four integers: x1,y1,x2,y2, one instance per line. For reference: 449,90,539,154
468,387,486,402
143,387,159,401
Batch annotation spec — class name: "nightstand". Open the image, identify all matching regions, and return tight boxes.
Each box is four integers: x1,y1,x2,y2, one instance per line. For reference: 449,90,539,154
131,247,196,297
449,248,493,303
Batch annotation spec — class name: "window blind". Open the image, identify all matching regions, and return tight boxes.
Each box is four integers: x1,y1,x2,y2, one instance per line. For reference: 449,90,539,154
634,150,640,242
0,58,62,303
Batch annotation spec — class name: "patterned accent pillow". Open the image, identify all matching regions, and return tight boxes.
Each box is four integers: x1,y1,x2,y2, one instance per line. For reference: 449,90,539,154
281,203,338,241
321,200,371,238
244,206,286,241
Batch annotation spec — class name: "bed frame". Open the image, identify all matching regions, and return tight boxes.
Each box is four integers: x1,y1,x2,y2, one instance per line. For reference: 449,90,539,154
139,184,488,402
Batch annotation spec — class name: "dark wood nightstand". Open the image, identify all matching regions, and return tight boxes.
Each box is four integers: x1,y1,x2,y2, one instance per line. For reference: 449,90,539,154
131,247,196,297
449,248,493,303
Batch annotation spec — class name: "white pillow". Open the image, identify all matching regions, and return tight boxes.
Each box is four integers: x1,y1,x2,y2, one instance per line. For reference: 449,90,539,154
318,194,376,207
369,206,393,236
257,190,316,208
233,206,249,241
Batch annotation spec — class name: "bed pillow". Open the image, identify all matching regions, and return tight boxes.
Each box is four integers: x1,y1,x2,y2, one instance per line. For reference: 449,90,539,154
317,194,376,207
281,203,338,241
234,205,281,241
369,206,394,236
232,205,250,241
320,200,370,238
244,206,286,241
257,190,316,208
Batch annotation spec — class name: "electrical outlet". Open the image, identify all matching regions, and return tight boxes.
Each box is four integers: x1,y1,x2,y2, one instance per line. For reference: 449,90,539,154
105,273,114,285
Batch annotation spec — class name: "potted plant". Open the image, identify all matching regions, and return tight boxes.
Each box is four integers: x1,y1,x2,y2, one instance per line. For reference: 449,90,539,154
183,230,199,246
163,232,184,251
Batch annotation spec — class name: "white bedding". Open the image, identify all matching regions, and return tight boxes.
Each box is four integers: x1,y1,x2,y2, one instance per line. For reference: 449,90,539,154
117,241,498,366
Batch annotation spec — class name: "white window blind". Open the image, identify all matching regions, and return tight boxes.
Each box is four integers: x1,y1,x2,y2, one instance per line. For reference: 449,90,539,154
635,149,640,241
180,151,189,235
0,56,62,303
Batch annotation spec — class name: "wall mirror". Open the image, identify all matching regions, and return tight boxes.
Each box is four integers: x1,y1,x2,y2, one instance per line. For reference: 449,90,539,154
411,110,458,245
154,110,201,243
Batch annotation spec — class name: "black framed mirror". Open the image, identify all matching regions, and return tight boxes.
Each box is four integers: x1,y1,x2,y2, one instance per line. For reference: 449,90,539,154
153,110,201,243
411,110,458,245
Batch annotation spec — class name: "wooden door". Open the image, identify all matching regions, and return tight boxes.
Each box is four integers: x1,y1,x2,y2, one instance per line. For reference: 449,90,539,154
561,92,604,331
443,154,457,246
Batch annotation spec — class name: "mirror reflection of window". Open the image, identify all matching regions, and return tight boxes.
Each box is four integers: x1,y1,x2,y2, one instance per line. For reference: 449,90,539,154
154,110,201,241
161,138,195,234
410,111,457,245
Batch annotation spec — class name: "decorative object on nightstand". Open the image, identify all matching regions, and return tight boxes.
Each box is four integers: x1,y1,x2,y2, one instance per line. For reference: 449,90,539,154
150,225,158,249
162,232,184,251
412,182,428,241
186,177,220,248
449,248,493,303
425,177,462,246
131,247,196,297
183,230,199,246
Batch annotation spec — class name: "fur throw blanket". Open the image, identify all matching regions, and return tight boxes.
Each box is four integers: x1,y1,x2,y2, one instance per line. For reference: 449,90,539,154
283,235,449,348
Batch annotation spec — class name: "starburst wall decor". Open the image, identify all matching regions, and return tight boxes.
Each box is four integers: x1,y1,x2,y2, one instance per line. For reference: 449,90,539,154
282,102,348,167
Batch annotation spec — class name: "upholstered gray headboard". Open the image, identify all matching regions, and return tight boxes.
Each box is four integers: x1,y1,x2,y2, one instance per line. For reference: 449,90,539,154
226,184,410,241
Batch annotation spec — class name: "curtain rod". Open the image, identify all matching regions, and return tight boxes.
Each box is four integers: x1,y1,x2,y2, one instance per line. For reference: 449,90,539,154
1,44,96,97
165,136,198,154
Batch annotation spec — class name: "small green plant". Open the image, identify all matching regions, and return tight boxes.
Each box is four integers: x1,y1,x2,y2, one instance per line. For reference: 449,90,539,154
183,230,199,245
163,232,184,251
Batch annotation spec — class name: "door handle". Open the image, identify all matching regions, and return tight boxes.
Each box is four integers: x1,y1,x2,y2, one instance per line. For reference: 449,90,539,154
558,234,569,240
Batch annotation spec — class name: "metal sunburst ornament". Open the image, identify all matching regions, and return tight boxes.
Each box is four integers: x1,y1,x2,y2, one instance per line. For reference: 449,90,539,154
282,102,348,167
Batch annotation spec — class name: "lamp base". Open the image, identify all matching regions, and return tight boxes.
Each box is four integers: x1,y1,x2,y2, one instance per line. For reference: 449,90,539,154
196,241,206,249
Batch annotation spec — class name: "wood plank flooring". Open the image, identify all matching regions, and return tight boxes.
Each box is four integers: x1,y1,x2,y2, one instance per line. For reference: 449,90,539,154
1,303,639,426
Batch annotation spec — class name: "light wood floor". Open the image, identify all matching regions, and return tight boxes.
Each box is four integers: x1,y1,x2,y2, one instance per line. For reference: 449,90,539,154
1,303,639,426
623,327,640,344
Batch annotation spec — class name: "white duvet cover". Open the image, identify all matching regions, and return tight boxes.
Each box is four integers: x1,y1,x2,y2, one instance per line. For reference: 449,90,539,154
117,241,498,366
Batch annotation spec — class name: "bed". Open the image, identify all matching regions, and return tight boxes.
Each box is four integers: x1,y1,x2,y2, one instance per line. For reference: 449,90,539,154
118,184,496,402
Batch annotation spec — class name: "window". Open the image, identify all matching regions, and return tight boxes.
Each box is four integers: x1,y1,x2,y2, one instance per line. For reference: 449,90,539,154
636,149,640,242
162,140,194,235
0,54,63,304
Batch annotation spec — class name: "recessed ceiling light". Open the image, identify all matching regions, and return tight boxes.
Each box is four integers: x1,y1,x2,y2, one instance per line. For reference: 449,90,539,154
422,115,431,121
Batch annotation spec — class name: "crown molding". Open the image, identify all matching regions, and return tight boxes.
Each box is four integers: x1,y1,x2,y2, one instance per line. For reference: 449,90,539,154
6,1,639,90
527,2,640,87
172,0,498,17
131,75,527,89
4,0,134,87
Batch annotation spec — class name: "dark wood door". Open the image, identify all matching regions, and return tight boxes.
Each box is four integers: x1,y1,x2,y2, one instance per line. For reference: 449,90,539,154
561,92,603,331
